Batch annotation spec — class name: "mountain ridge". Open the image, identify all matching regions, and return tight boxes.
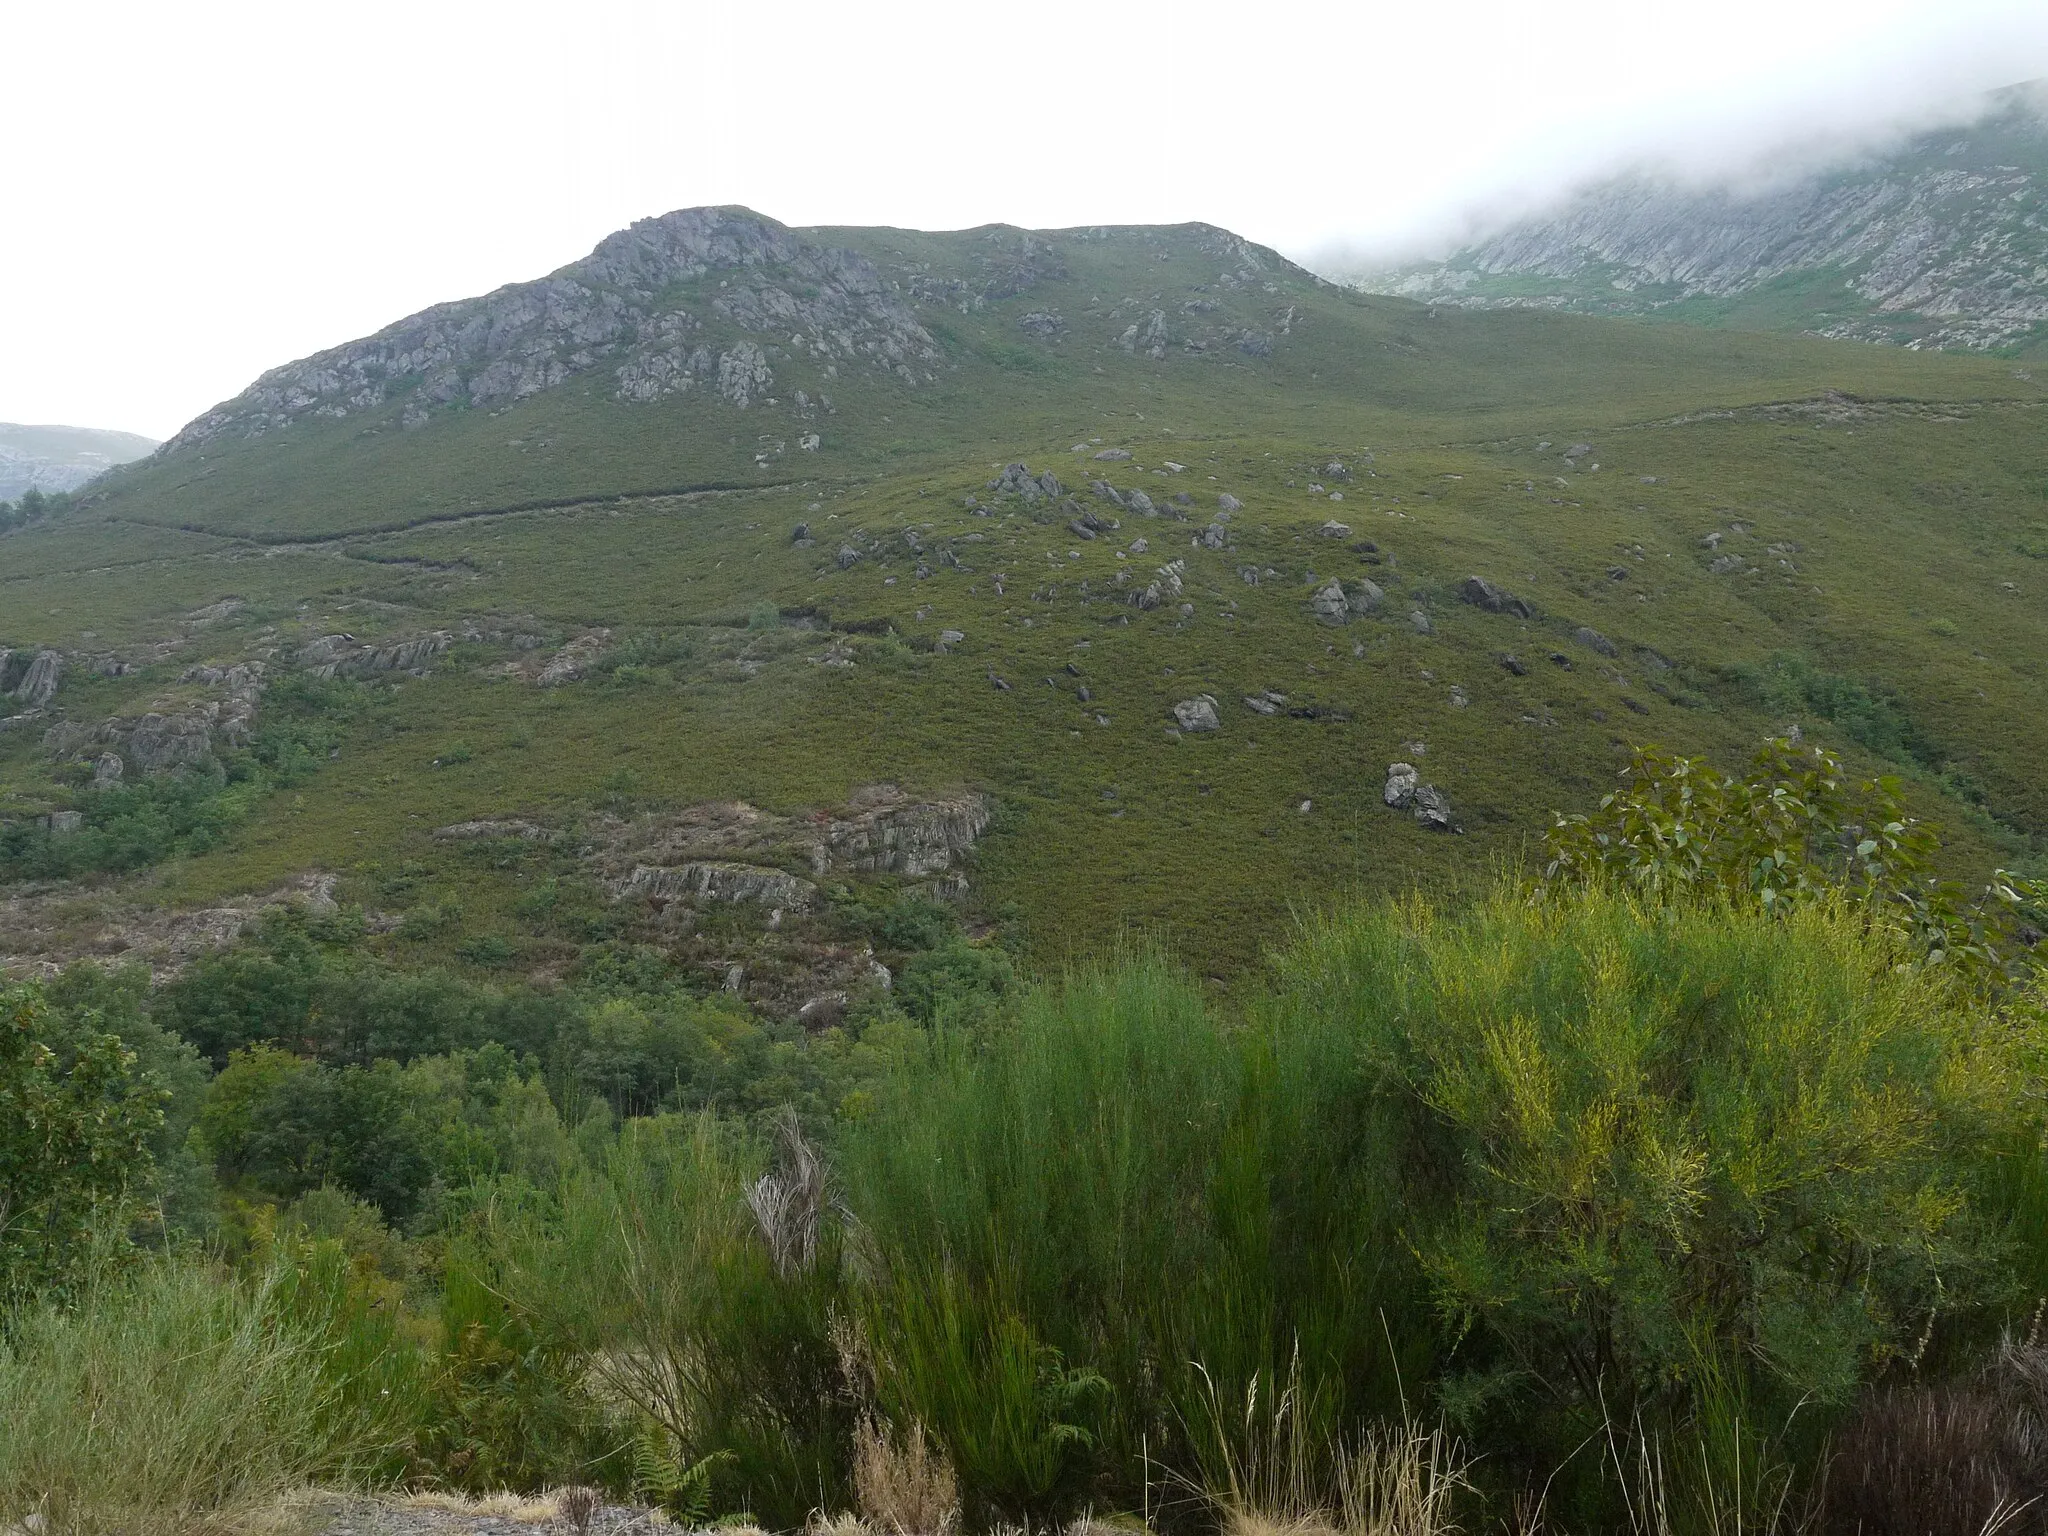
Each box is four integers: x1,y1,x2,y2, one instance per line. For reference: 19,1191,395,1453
1347,81,2048,354
0,422,158,501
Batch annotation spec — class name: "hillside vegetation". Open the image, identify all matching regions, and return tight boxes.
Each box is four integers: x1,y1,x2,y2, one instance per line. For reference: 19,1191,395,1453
4,203,2048,1535
3,209,2046,991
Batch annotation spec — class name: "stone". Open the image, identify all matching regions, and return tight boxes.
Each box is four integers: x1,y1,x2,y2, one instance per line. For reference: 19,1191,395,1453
1090,480,1125,506
1549,651,1573,669
1459,576,1536,619
1309,580,1350,622
837,543,862,570
10,649,62,708
1069,519,1097,541
1500,653,1528,676
1384,763,1454,829
1093,448,1133,461
1129,536,1149,554
620,860,817,910
1574,626,1619,657
1708,554,1745,575
1346,578,1385,615
1608,566,1629,580
1218,493,1243,512
1244,695,1279,715
1319,520,1351,539
1126,490,1157,516
91,751,124,787
1563,442,1592,461
1410,785,1455,831
1172,695,1221,732
936,629,965,652
1410,610,1433,635
792,522,811,542
717,340,773,407
1199,523,1227,550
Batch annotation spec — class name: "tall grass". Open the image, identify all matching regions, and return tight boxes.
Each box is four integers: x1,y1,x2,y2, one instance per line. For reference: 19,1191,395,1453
0,1246,415,1535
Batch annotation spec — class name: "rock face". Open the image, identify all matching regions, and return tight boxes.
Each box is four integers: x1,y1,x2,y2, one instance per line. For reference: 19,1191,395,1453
12,650,62,708
298,633,450,679
163,207,940,448
43,660,266,778
593,785,991,904
619,860,819,911
1349,82,2048,353
1574,626,1619,657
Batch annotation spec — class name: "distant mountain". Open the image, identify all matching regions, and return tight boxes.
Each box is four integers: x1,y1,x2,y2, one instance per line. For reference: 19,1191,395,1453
1347,82,2048,354
0,422,158,501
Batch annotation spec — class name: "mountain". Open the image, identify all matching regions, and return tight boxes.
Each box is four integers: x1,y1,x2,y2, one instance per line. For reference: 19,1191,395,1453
1348,82,2048,354
3,206,2046,998
0,422,158,501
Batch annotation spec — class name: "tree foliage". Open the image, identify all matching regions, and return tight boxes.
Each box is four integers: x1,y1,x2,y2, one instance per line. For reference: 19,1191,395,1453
0,985,166,1306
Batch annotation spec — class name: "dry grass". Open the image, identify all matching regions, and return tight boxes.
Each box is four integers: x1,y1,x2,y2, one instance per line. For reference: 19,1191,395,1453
851,1419,960,1536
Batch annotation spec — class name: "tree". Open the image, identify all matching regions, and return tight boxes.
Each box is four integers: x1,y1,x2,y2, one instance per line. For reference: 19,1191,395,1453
0,984,166,1306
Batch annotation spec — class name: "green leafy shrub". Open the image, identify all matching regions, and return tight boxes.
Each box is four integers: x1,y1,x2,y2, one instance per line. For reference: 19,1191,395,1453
1544,739,2045,992
1276,883,2041,1512
0,984,165,1307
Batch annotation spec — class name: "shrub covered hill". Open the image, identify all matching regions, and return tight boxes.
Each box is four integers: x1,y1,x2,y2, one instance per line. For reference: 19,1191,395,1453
2,204,2046,990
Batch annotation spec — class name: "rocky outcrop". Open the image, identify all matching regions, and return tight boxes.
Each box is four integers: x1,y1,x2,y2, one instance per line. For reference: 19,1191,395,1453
163,207,940,448
1,649,63,709
1384,763,1457,832
1460,577,1536,619
617,861,818,911
298,632,450,679
43,661,265,777
1351,83,2048,352
591,785,991,905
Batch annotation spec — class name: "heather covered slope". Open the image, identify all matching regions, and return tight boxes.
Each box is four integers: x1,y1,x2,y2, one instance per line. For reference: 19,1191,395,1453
3,208,2045,985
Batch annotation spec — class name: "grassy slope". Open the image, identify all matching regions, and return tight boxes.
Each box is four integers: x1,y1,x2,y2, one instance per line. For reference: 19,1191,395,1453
3,221,2045,982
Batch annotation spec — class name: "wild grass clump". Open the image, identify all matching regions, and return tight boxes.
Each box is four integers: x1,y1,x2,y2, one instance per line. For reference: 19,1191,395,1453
0,1249,412,1535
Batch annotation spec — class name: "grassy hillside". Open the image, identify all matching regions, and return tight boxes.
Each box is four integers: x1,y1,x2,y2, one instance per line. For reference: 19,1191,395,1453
3,213,2045,987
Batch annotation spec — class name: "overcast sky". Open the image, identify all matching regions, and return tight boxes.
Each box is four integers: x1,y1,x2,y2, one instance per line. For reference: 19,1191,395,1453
7,0,2048,441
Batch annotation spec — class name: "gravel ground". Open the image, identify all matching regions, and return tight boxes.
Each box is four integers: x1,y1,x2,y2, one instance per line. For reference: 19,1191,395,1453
302,1494,676,1535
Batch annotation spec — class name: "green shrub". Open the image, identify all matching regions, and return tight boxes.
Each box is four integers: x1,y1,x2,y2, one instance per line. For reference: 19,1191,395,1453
1275,884,2040,1506
492,1114,851,1526
845,960,1426,1519
0,985,165,1308
1544,739,2045,992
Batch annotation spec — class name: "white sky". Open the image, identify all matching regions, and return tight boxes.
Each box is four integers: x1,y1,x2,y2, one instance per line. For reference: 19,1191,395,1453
7,0,2048,441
